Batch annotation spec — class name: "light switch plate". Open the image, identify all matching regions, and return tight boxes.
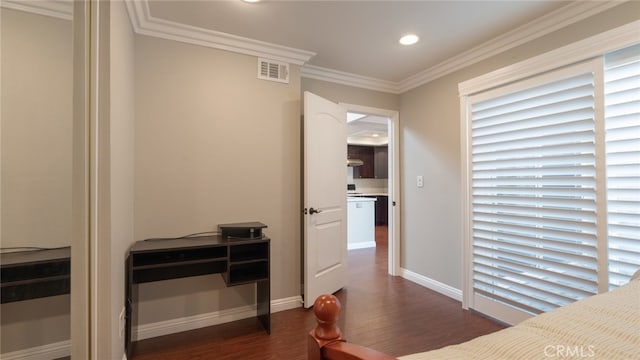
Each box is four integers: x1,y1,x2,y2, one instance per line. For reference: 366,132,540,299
417,175,424,188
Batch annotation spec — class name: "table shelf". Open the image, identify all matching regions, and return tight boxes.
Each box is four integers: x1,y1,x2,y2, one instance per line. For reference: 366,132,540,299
125,235,270,359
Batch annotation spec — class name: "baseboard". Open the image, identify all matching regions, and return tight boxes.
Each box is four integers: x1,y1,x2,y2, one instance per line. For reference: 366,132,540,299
400,268,463,302
0,340,70,360
134,295,303,341
133,304,256,341
347,241,376,250
271,295,303,313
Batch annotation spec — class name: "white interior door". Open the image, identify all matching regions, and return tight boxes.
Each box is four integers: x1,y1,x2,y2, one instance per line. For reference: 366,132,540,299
303,91,348,308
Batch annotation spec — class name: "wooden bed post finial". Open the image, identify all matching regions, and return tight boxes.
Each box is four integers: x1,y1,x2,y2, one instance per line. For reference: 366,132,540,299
312,294,343,340
308,294,344,360
308,294,398,360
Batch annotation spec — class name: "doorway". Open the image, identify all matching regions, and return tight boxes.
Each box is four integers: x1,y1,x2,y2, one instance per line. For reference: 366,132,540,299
343,104,400,276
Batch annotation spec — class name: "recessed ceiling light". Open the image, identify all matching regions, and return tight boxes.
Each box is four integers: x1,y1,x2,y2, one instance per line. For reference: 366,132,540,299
242,0,261,3
399,34,419,46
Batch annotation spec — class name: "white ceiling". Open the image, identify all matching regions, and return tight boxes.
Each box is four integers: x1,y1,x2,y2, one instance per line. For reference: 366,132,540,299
146,0,570,83
347,114,389,146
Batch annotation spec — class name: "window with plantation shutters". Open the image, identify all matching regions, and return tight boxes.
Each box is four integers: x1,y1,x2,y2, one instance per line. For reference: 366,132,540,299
605,43,640,289
466,61,601,323
461,36,640,325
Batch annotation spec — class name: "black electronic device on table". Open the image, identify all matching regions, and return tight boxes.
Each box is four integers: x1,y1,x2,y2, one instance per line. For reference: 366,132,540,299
219,221,267,239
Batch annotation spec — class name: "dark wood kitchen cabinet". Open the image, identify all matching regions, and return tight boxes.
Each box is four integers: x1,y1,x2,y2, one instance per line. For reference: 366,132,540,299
375,196,388,225
374,147,388,179
348,145,388,179
348,145,374,178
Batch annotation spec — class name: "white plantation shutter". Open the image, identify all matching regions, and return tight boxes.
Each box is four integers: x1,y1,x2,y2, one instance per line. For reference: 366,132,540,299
468,61,600,321
461,33,640,325
605,44,640,289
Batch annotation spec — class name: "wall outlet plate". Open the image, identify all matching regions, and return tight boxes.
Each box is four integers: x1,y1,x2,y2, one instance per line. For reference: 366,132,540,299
417,175,424,188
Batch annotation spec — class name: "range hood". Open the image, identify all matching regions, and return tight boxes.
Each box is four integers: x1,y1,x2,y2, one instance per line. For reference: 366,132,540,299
347,158,364,167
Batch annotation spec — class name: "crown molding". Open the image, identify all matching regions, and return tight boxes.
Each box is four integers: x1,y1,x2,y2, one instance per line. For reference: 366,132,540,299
0,0,72,21
299,1,623,94
301,65,401,94
5,0,621,94
458,19,640,97
124,0,315,65
397,1,623,93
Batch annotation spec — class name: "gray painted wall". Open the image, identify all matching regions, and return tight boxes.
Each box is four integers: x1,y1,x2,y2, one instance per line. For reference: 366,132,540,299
301,78,400,111
108,1,136,358
134,34,303,325
0,8,72,354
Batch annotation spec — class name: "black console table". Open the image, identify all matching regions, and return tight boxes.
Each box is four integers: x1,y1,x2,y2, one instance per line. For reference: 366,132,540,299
125,225,270,358
1,247,71,304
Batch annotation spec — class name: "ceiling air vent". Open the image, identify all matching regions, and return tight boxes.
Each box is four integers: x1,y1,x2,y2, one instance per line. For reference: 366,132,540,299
258,58,289,84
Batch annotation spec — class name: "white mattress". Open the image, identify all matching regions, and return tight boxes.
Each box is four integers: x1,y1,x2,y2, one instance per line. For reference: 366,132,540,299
399,278,640,360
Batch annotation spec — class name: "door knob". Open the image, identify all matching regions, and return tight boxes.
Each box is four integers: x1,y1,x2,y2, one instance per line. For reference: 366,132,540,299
309,207,323,215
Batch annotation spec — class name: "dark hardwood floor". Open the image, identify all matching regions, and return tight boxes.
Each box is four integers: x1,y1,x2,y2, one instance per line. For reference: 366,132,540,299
131,226,505,359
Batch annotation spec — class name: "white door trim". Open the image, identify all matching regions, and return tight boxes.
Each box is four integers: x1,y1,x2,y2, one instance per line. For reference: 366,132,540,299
340,103,400,276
